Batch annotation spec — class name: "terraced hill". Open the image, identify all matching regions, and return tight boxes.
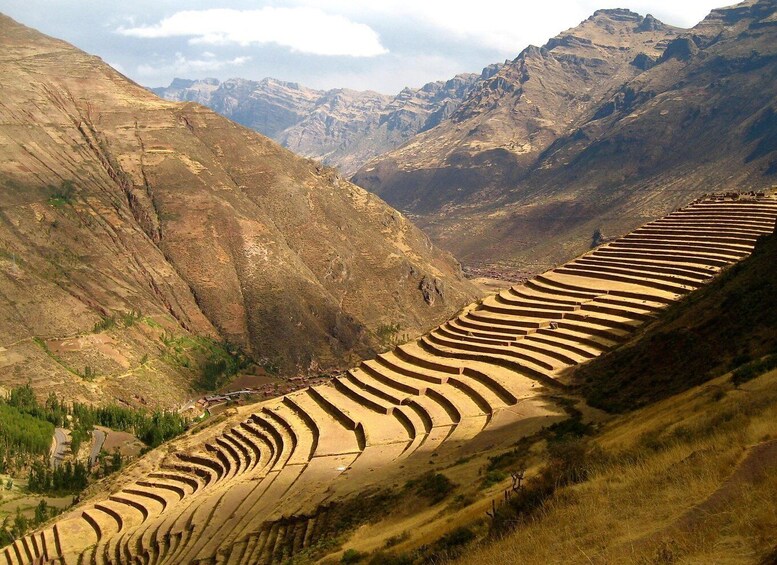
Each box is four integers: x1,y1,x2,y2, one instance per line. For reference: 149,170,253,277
4,193,776,564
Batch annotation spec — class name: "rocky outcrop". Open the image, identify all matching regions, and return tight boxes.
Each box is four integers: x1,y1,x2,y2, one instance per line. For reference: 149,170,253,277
0,14,479,406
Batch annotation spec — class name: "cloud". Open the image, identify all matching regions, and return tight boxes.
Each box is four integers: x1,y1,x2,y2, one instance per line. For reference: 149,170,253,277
289,0,727,53
310,54,467,92
117,7,388,57
136,52,251,78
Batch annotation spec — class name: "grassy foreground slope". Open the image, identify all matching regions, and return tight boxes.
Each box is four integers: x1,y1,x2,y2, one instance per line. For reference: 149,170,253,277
458,369,777,565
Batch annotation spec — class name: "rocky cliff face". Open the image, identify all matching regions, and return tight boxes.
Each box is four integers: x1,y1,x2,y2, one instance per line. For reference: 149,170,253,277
153,77,323,138
0,14,479,406
353,2,777,273
153,69,497,175
355,9,679,212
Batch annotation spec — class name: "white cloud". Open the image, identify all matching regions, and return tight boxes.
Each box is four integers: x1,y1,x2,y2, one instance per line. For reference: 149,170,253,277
117,7,388,57
289,0,728,53
136,52,251,78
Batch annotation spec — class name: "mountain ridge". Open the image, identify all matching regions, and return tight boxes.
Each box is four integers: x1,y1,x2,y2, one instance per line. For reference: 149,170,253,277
152,64,502,175
353,0,777,273
0,13,478,406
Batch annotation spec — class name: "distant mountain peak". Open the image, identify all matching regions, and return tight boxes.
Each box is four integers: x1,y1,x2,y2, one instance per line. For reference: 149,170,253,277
590,8,644,20
637,14,665,32
352,2,777,277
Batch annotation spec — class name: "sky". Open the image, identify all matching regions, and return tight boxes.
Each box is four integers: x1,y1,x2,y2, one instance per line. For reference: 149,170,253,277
1,0,733,94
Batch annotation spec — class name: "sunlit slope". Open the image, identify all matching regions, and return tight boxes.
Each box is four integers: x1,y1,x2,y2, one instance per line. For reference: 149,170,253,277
3,193,775,564
0,13,478,406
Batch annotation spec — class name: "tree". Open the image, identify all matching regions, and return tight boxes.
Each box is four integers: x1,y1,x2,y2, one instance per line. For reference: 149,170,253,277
110,449,123,474
0,516,12,546
34,500,48,525
13,507,27,538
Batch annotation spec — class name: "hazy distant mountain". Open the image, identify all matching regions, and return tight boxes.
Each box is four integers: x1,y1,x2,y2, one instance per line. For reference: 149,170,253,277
354,2,777,272
152,66,501,175
0,14,479,406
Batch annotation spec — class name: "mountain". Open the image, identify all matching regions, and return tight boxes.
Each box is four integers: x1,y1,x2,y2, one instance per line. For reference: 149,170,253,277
153,68,499,175
353,2,777,273
0,14,478,406
6,192,776,563
152,77,323,139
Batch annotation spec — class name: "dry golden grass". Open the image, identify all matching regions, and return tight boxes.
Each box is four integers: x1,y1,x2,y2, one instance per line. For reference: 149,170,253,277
458,369,777,565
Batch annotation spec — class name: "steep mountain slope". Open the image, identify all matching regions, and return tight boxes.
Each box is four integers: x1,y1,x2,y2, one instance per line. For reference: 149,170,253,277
153,70,497,175
0,14,478,406
5,193,775,564
354,1,777,273
152,77,323,139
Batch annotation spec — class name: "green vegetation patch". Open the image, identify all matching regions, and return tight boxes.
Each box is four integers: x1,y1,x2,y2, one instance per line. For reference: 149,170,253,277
0,405,55,457
92,309,145,333
159,332,250,391
72,403,187,449
0,383,187,478
376,323,403,347
46,180,76,207
404,471,456,504
27,460,88,494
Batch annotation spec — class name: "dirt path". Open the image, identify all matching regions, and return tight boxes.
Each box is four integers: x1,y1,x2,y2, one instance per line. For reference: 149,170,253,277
50,428,68,468
625,439,777,555
675,439,777,529
89,429,107,466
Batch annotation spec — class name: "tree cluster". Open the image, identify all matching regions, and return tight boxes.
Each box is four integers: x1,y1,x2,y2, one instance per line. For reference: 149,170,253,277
0,383,188,476
27,459,88,494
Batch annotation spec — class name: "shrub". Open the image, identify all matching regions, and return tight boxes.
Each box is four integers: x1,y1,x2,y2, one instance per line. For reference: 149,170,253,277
405,471,456,503
376,323,403,347
489,437,597,536
731,353,777,387
120,309,142,327
92,315,117,333
368,553,413,565
435,526,475,550
383,531,410,548
481,470,508,489
448,493,476,510
341,548,364,564
47,180,75,207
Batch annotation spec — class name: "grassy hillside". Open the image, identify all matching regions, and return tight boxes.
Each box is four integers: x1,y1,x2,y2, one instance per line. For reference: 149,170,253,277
456,368,777,564
576,231,777,412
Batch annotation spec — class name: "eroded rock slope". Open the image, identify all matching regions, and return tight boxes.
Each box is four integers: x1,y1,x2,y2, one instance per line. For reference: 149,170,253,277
0,14,478,405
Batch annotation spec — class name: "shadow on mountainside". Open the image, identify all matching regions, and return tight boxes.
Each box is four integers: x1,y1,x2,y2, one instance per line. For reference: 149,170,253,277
575,230,777,412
